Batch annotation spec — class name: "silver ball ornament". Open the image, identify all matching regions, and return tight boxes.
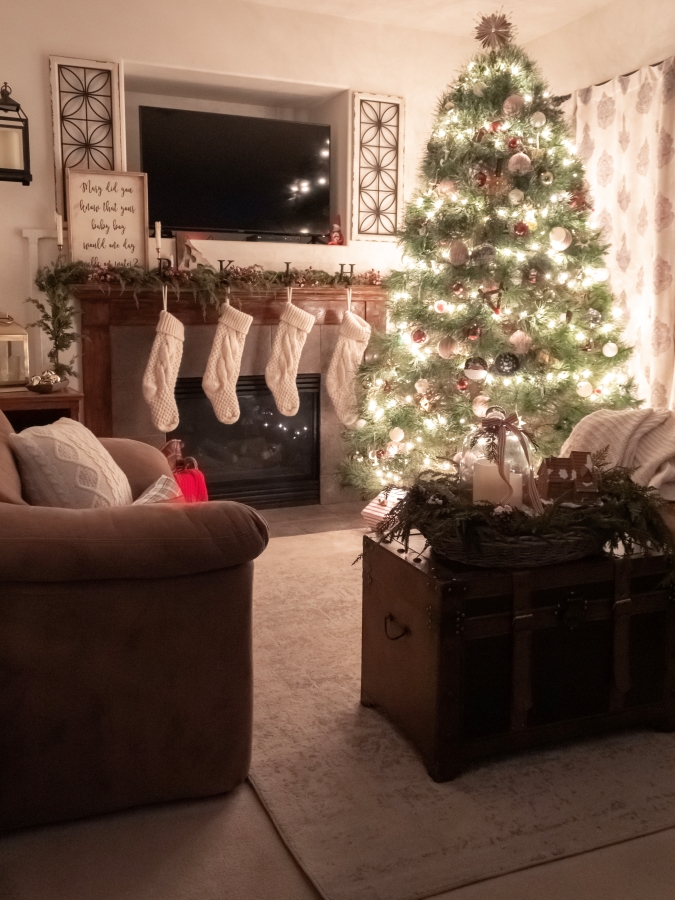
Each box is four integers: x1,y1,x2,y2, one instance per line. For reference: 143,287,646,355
602,342,619,358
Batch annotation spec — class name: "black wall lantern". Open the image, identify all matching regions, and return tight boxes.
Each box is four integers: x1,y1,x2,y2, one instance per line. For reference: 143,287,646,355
0,83,31,186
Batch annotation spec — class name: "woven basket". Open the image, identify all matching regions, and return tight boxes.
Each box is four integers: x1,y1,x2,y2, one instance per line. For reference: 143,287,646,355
426,529,603,568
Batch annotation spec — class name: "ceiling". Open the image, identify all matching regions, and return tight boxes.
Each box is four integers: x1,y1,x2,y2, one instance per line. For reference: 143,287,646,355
246,0,615,44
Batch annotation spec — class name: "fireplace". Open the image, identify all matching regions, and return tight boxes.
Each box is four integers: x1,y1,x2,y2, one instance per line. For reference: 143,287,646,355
169,375,320,508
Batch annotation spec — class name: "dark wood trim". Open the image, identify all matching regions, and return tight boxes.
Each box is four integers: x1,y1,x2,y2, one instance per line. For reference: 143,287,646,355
0,387,83,422
74,285,388,437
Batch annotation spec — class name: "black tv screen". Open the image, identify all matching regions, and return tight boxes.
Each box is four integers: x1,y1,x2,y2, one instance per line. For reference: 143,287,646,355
139,106,330,237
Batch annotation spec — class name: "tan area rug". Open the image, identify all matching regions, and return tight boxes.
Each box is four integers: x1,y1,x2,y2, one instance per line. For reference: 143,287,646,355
250,529,675,900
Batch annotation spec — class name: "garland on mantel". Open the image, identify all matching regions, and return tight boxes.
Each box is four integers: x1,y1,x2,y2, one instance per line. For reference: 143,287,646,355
29,261,383,379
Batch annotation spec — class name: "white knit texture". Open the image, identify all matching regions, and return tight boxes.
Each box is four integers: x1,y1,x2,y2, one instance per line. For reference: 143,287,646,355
326,310,371,427
265,303,315,417
9,418,133,509
561,407,675,499
202,304,253,424
142,310,185,433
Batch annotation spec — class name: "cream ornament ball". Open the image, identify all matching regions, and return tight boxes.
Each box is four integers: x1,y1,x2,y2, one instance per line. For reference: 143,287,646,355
549,226,573,250
502,93,525,116
509,329,533,354
355,418,366,429
602,342,619,358
437,335,458,359
507,152,532,175
414,378,430,394
449,240,470,266
389,427,405,443
508,188,524,205
530,111,547,128
472,81,488,97
576,381,594,398
436,178,456,198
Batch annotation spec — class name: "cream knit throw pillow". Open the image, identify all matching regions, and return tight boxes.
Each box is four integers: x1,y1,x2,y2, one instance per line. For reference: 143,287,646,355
9,418,133,508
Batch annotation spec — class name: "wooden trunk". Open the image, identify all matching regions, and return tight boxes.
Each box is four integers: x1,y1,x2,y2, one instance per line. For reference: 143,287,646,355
361,535,675,781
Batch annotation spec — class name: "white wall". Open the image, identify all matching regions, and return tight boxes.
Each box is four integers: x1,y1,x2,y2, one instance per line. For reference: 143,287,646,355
524,0,675,95
0,0,475,366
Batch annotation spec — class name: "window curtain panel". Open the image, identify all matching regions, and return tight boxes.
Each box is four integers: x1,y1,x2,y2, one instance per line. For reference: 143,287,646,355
572,59,675,408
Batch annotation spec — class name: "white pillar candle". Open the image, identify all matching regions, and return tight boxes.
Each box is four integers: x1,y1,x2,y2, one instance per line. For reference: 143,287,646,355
55,212,64,246
509,472,523,508
155,222,162,254
7,351,21,383
473,459,512,505
0,127,23,170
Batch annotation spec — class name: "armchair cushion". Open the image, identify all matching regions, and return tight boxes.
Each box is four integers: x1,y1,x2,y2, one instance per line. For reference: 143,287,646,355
99,437,173,500
0,499,269,582
0,410,26,506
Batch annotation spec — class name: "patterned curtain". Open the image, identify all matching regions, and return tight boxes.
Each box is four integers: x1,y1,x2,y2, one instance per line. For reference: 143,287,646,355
573,59,675,408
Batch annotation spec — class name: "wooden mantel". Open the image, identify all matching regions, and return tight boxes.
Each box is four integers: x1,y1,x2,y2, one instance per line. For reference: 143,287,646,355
75,285,388,437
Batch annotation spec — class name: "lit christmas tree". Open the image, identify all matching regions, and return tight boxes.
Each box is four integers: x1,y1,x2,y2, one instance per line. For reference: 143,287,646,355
341,14,637,497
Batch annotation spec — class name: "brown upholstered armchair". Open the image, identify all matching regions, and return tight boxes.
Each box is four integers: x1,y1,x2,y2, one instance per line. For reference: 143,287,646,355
0,411,268,832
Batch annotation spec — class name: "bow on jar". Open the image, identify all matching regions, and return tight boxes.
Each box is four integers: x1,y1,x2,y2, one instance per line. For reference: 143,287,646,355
480,412,544,514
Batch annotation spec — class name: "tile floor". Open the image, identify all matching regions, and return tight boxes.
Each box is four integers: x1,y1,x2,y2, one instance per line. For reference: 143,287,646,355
259,501,370,537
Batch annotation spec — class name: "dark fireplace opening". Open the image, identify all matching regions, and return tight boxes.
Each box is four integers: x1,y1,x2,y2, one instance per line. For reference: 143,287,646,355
170,375,320,508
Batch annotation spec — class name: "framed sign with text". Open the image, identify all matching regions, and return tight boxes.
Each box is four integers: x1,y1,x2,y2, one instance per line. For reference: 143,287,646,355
66,168,148,268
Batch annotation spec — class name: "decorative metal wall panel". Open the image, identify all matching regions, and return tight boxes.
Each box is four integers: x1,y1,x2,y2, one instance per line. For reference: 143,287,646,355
50,57,123,215
353,93,404,240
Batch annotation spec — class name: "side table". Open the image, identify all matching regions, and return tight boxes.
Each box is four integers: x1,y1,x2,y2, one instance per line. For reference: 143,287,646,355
0,388,84,432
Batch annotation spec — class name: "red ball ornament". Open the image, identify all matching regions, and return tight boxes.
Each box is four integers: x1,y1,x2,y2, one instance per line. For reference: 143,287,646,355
452,282,465,295
474,171,488,187
411,328,427,344
456,376,469,392
489,120,503,133
507,136,521,150
513,221,529,237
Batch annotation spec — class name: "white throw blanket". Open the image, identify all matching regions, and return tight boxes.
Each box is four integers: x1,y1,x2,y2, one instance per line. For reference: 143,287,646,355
561,408,675,500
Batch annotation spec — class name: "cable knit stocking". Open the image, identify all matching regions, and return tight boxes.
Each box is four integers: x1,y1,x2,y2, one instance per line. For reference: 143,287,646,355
142,309,184,433
326,310,371,428
202,303,253,424
265,302,315,416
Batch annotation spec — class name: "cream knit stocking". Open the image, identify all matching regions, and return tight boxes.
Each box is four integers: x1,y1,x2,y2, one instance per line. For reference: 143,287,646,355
265,294,315,416
326,307,371,428
202,302,253,424
142,292,184,433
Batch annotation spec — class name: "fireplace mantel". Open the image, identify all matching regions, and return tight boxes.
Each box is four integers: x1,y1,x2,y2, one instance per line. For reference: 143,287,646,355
76,285,387,437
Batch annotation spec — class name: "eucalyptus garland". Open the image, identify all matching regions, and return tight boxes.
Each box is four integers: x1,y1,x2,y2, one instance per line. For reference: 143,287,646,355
28,261,382,380
378,462,675,569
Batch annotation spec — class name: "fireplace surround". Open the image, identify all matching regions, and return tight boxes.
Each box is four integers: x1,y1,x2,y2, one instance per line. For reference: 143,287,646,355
75,285,386,506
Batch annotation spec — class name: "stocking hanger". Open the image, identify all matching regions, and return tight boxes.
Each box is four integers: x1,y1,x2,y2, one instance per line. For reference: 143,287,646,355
161,284,168,312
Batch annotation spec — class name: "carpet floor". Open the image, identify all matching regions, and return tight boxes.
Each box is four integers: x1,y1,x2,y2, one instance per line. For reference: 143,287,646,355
251,529,675,900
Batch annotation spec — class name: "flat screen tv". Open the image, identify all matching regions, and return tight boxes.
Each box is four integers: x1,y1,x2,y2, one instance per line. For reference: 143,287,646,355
139,106,331,237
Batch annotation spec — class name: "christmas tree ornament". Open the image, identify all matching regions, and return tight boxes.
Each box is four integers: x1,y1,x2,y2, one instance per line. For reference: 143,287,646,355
494,352,520,375
464,357,488,381
508,187,525,205
540,171,554,186
202,301,253,424
593,268,610,282
511,270,524,285
570,189,590,210
452,282,465,295
142,295,185,433
415,378,430,393
376,448,387,459
386,441,400,456
449,240,470,265
513,221,529,237
581,337,595,352
473,128,487,143
602,341,619,357
528,268,538,283
503,93,525,116
471,244,496,262
368,449,377,460
326,308,372,427
465,322,482,341
588,308,602,325
436,178,456,198
549,226,573,250
530,111,547,128
486,174,509,197
509,330,533,354
265,297,316,416
437,335,458,358
537,349,553,365
364,346,380,364
411,327,428,344
471,81,488,97
456,376,469,392
475,12,514,49
356,419,366,429
389,426,405,443
472,394,491,417
434,299,448,313
576,380,593,398
444,99,455,111
489,120,503,132
507,152,532,175
507,136,522,151
473,170,488,186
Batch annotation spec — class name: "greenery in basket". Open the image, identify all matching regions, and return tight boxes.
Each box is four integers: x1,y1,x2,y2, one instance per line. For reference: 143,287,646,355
27,260,382,380
378,459,675,569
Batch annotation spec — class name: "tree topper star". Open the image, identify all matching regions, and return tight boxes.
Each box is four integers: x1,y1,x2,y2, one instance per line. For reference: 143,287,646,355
475,12,514,50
